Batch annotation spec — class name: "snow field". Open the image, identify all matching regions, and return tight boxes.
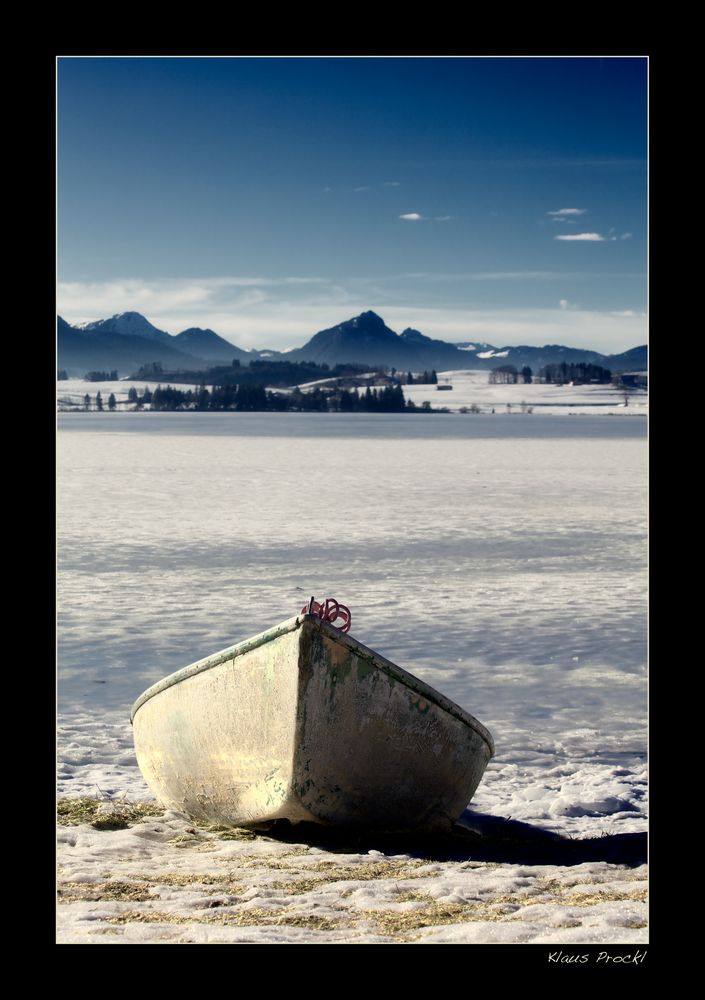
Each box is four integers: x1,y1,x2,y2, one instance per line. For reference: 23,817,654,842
57,411,647,944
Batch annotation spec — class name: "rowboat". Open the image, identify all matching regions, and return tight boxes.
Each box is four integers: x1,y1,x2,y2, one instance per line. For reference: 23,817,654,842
130,606,494,832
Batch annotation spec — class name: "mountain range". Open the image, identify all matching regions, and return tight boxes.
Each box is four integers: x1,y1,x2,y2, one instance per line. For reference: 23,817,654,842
58,310,647,378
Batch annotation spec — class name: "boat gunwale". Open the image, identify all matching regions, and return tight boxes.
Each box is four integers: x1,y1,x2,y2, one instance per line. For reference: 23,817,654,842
130,615,306,723
130,614,494,755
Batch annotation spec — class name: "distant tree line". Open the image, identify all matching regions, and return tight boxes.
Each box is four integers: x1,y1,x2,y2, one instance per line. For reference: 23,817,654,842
405,370,438,384
127,386,150,407
147,382,416,413
133,359,374,387
334,385,408,412
80,392,117,411
489,365,533,384
489,362,612,385
538,362,611,384
84,370,119,382
57,369,68,380
64,380,451,415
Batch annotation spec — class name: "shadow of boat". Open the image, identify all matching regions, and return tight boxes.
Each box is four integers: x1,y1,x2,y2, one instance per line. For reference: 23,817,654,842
257,809,647,867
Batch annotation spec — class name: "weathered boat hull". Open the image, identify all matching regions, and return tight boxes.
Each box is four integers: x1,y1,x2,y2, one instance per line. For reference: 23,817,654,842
131,614,494,832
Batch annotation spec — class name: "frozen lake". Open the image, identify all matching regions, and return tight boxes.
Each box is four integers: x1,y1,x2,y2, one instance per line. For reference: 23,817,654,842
57,411,648,944
58,411,647,835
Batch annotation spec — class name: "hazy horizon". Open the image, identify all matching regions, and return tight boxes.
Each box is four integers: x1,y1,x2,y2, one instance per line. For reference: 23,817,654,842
58,304,646,355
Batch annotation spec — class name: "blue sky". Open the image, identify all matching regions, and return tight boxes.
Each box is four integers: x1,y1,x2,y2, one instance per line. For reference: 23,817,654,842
57,57,647,353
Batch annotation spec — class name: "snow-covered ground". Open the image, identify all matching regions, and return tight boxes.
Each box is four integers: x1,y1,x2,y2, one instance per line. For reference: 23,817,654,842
57,378,202,411
57,412,647,945
404,370,647,415
58,369,647,417
276,369,647,415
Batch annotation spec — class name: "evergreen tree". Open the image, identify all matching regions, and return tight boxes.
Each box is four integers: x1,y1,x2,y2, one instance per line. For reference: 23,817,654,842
96,391,103,411
128,386,138,403
539,362,611,385
489,365,519,385
108,393,117,411
83,393,91,410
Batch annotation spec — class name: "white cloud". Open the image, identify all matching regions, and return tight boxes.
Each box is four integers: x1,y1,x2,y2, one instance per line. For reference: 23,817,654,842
383,181,401,187
354,186,370,192
399,213,424,221
434,215,453,222
548,208,587,216
621,232,633,240
58,279,215,314
554,233,606,242
58,276,325,339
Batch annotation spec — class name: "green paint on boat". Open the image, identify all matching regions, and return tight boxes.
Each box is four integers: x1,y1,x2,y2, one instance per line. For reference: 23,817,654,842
356,659,377,683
